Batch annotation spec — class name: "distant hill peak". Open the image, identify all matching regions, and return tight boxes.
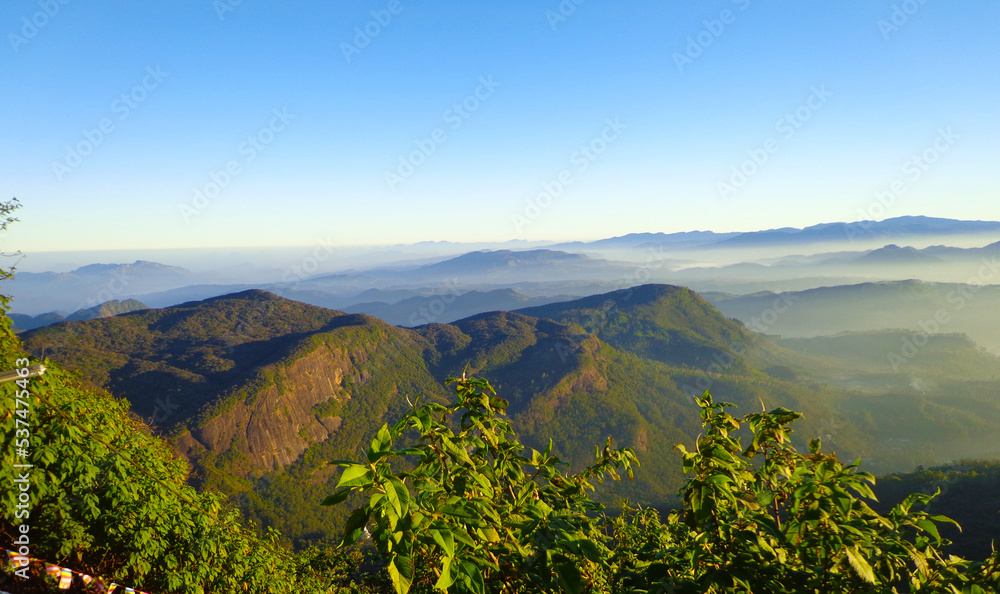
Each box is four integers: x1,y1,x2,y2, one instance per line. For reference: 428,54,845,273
446,249,586,263
205,289,286,302
514,284,693,315
65,299,148,322
415,249,592,275
72,260,189,275
164,289,305,312
13,298,149,330
860,244,941,263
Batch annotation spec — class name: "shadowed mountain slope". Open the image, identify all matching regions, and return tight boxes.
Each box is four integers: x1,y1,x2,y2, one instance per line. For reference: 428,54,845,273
515,284,750,370
23,284,999,545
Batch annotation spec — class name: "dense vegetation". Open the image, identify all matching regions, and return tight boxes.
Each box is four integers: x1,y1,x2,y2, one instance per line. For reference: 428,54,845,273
20,280,1000,550
0,299,363,591
873,461,1000,561
324,375,1000,592
4,301,1000,590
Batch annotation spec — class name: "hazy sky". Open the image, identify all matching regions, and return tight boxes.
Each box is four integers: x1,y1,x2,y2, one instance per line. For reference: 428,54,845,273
3,1,998,252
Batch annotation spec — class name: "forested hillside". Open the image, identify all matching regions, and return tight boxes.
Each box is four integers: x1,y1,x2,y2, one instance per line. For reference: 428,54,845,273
20,286,870,545
6,292,1000,591
0,300,363,592
20,282,1000,552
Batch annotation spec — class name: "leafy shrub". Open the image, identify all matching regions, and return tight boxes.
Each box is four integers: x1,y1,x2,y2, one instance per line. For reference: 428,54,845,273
324,376,639,593
609,392,1000,592
327,381,1000,593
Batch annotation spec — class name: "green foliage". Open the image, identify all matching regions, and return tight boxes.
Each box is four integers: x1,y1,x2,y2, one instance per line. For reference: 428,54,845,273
0,304,339,591
609,392,1000,593
326,380,1000,593
324,376,639,593
874,460,1000,561
0,197,21,292
0,373,328,592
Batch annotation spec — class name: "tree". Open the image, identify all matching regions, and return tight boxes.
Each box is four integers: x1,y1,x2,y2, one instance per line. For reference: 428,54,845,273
323,375,639,593
0,197,21,287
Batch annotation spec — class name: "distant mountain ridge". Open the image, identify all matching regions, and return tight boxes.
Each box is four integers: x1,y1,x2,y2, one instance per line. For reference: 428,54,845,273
550,231,741,250
6,260,193,315
708,216,1000,248
8,216,1000,316
547,216,1000,252
71,260,188,276
10,299,148,331
859,244,943,264
367,249,628,283
705,280,1000,352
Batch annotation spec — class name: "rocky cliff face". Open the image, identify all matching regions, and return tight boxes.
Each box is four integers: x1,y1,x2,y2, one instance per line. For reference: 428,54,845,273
167,309,447,475
177,345,354,469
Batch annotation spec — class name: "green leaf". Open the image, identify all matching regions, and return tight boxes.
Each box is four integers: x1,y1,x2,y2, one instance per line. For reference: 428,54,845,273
705,473,732,486
440,502,479,521
368,424,393,462
927,513,962,529
339,507,370,547
574,538,603,563
441,435,474,466
555,561,583,594
337,464,373,489
388,554,414,594
431,528,456,558
320,487,351,507
915,518,942,543
844,546,875,584
458,560,485,594
384,476,410,518
434,555,455,590
901,540,929,576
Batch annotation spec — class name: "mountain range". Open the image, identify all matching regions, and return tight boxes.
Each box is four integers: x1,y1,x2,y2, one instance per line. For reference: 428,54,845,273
20,283,1000,547
9,216,1000,318
6,260,190,314
551,216,1000,252
705,216,1000,248
705,279,1000,353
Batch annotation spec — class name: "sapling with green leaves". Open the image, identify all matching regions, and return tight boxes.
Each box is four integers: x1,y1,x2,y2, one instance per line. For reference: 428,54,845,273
323,375,639,594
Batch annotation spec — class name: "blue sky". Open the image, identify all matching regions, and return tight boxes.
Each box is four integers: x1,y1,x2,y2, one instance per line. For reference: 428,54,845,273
2,0,998,252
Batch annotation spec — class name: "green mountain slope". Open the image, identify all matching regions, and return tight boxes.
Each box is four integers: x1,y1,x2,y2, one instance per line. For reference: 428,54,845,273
20,284,1000,547
1,314,332,591
21,290,454,544
515,284,749,370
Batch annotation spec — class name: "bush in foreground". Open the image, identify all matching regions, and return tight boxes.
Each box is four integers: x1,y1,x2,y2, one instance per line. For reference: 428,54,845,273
327,378,1000,593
